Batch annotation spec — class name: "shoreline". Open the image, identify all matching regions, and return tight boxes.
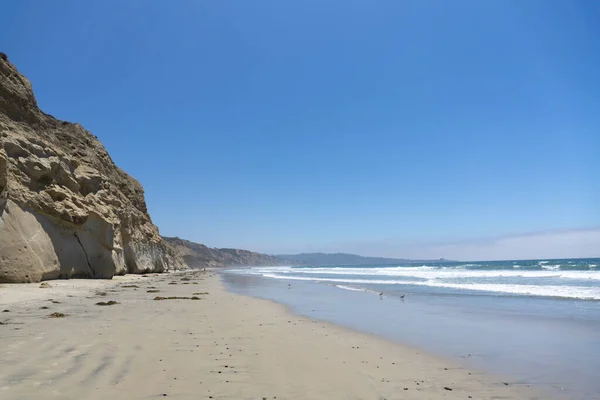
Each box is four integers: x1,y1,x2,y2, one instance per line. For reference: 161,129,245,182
1,270,551,399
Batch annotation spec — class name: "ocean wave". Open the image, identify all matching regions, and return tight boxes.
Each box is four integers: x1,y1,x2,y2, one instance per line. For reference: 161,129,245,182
260,274,600,300
331,284,378,294
253,266,437,276
332,284,366,292
253,266,600,281
541,265,561,270
426,282,600,300
262,274,404,285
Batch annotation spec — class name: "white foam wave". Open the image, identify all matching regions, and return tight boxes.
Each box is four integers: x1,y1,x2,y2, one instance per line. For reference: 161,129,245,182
426,282,600,300
262,274,400,285
541,265,561,271
253,266,600,281
260,274,600,300
332,285,369,293
590,264,598,268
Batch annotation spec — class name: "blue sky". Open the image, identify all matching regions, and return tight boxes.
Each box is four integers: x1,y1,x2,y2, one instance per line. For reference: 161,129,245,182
2,1,599,259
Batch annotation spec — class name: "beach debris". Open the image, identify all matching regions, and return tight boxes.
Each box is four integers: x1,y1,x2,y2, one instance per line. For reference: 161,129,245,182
121,285,139,288
40,306,49,310
153,296,202,301
95,301,119,306
444,386,453,391
96,291,107,296
2,309,9,312
48,312,66,318
192,292,209,295
39,282,51,288
147,289,161,293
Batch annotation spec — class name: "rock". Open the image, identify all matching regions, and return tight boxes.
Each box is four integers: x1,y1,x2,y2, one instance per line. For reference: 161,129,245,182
0,149,8,194
0,54,186,283
55,161,80,192
74,165,103,195
95,301,119,306
0,199,61,282
18,155,54,182
3,139,29,158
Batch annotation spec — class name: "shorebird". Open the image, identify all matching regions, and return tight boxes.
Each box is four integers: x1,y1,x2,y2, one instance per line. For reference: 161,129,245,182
400,294,405,299
379,292,383,299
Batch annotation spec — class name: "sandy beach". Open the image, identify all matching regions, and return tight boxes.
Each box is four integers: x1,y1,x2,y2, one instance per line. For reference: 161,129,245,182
0,270,548,400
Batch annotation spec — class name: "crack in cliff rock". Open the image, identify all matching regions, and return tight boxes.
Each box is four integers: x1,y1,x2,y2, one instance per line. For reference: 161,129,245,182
74,233,95,277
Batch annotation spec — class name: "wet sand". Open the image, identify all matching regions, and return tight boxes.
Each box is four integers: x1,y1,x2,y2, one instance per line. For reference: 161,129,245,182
0,270,547,399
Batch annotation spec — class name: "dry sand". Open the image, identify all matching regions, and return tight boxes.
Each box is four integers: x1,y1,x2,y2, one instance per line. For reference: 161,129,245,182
0,270,548,399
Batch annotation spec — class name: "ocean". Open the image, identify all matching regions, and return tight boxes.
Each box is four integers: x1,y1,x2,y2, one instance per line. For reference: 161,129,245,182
239,258,600,300
223,258,600,400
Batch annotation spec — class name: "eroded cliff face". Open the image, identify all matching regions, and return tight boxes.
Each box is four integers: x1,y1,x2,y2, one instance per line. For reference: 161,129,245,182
0,53,185,282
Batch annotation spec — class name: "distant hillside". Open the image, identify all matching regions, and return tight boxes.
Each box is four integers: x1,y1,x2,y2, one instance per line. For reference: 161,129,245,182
163,237,284,268
162,240,450,269
276,253,450,266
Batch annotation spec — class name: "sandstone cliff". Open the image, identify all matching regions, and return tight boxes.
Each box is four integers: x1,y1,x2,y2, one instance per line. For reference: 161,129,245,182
0,53,186,282
163,237,285,268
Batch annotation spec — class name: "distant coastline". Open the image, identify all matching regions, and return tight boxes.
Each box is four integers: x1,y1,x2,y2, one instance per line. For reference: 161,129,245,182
276,252,455,266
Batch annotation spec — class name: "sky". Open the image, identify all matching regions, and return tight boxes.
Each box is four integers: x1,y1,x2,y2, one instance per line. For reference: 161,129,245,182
2,1,599,260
